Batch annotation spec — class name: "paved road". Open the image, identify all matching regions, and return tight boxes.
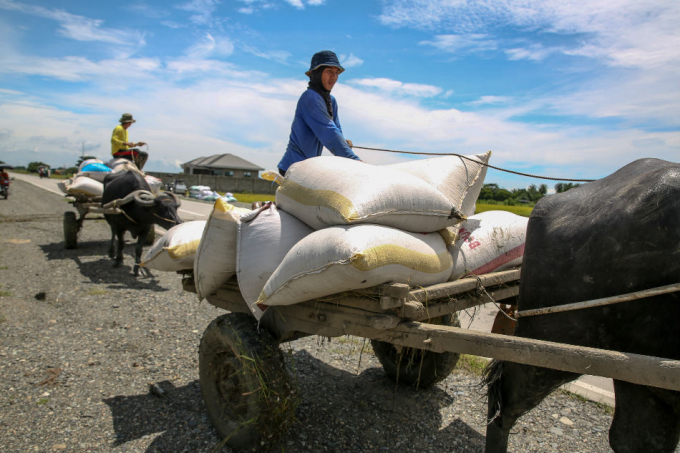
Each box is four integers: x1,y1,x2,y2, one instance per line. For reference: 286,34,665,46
8,171,615,406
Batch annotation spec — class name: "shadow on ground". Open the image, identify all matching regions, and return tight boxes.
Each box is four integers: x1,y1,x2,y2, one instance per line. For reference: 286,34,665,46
104,350,484,453
40,240,169,292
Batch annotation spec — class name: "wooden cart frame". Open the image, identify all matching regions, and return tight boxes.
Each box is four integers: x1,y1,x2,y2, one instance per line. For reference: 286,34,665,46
182,269,680,450
63,194,154,249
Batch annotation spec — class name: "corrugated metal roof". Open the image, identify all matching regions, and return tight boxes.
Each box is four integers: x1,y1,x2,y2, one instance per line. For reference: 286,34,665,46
182,154,264,171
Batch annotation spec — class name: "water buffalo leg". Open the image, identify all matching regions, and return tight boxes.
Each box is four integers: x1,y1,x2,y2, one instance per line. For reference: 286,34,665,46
485,360,579,453
609,380,680,453
113,229,126,267
133,225,152,277
108,225,116,259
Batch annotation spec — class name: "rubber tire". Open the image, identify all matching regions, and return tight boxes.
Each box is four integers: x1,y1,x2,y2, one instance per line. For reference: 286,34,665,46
371,313,461,388
199,313,298,451
63,211,78,249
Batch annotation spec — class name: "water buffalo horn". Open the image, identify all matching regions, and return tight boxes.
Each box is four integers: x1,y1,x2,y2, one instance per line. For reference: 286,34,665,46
133,190,156,207
167,191,181,206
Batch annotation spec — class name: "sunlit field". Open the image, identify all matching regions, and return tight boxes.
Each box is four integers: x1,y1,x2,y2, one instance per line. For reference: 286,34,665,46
475,203,533,217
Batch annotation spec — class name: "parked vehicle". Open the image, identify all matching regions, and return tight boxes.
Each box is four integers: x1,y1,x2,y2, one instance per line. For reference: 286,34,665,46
172,180,187,195
0,164,13,199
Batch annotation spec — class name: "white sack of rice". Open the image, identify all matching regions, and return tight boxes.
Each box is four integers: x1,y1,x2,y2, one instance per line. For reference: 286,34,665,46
257,224,453,307
78,170,110,183
193,199,251,301
107,158,142,174
78,158,104,172
66,175,104,197
140,221,207,271
386,151,491,217
236,203,314,320
144,175,163,195
448,210,528,280
263,156,465,233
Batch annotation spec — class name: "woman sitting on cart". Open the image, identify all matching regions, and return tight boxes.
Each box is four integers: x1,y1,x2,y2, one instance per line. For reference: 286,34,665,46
111,113,148,170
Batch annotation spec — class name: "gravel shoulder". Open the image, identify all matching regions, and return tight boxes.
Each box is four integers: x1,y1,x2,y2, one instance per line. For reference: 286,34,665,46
0,179,622,453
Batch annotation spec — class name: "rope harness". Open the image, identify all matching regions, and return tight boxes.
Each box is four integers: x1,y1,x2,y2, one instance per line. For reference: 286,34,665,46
354,146,595,183
514,283,680,318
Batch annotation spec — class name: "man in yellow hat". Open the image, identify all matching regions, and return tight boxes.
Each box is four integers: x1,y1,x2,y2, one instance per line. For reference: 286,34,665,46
111,113,148,170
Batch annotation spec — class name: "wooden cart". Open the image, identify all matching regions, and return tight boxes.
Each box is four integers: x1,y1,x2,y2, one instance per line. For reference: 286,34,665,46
181,269,679,450
63,194,154,249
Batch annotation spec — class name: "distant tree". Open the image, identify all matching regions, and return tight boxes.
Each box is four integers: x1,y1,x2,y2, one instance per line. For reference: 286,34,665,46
494,188,513,202
539,184,548,196
527,184,540,202
555,182,582,193
27,162,50,173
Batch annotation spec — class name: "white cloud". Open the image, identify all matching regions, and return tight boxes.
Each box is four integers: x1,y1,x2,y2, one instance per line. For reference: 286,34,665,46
505,43,558,61
0,68,676,187
349,78,442,97
0,55,160,82
0,0,146,48
467,96,513,106
185,33,235,59
241,45,292,64
284,0,304,8
382,0,680,70
177,0,219,26
340,53,364,68
236,0,323,13
419,34,497,54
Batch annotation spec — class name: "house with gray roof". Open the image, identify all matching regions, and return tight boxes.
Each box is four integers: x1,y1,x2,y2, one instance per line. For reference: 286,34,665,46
181,154,264,178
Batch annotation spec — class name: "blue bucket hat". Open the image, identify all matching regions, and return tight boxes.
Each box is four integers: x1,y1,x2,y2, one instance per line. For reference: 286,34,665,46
305,50,345,77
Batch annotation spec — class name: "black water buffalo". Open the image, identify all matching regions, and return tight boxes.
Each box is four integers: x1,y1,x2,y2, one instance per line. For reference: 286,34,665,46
485,158,680,453
102,170,182,276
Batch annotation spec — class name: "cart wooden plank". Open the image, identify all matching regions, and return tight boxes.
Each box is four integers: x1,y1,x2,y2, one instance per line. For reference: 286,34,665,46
185,269,680,392
262,299,680,392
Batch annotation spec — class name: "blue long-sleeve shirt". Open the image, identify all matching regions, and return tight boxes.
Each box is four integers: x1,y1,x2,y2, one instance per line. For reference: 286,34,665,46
278,88,359,173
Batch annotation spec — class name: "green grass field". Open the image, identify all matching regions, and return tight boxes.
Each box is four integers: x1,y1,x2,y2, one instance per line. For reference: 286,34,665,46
475,203,533,217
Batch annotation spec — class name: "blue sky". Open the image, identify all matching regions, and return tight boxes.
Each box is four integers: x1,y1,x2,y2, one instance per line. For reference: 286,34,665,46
0,0,678,190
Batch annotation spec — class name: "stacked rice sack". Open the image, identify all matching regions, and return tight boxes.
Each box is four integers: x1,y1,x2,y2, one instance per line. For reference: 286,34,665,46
447,210,528,280
141,221,207,271
148,151,528,322
58,159,111,197
242,152,493,319
58,158,162,197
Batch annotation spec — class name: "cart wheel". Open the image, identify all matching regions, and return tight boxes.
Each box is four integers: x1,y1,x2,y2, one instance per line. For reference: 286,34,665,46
63,211,78,249
144,227,155,245
199,313,299,451
371,313,461,388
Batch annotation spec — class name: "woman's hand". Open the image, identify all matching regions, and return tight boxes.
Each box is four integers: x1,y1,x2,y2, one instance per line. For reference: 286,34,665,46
346,139,353,148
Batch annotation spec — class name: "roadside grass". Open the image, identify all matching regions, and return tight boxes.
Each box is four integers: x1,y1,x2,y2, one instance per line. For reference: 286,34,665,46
0,284,12,297
562,390,615,415
475,203,533,217
456,354,491,376
87,289,108,296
